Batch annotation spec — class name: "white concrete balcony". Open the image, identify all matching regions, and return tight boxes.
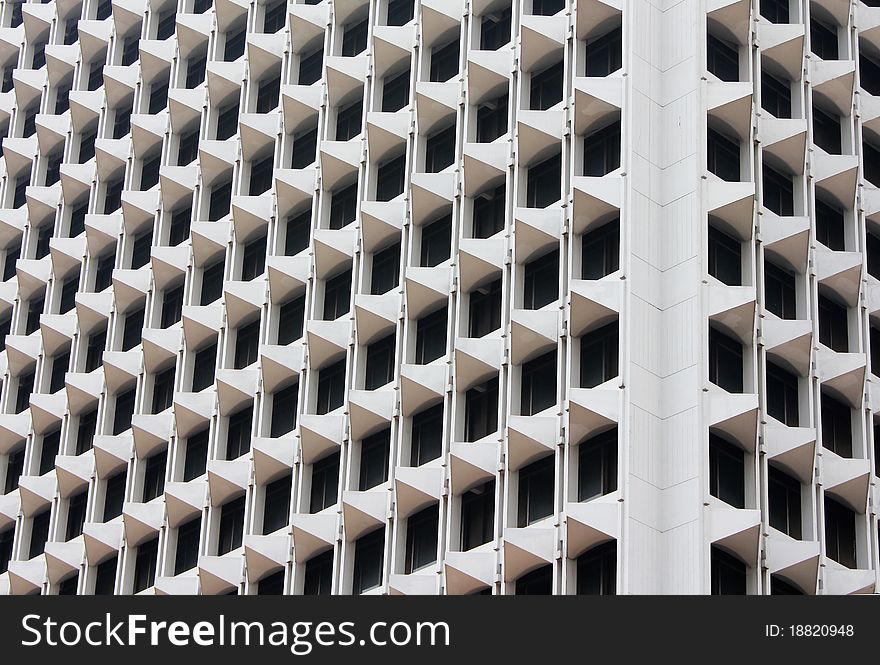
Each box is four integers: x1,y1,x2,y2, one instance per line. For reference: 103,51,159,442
502,525,554,583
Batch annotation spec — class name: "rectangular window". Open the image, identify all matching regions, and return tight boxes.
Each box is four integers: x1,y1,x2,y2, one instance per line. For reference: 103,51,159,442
580,321,619,388
480,9,511,50
310,452,340,513
818,293,848,352
323,269,352,320
121,307,145,351
85,328,106,373
66,491,88,540
208,180,232,221
578,429,617,501
130,230,153,269
103,471,126,521
225,25,246,61
49,351,70,393
133,537,158,592
93,557,117,594
226,407,253,460
707,128,740,181
533,0,564,14
359,428,390,490
465,377,499,442
278,295,305,344
26,296,44,335
34,223,51,260
256,74,281,113
709,433,745,508
387,0,413,25
530,61,563,110
218,495,246,554
353,528,384,594
430,39,459,82
405,505,438,573
270,383,298,438
156,9,176,40
707,33,739,81
122,34,140,66
461,480,494,550
425,125,456,173
811,16,838,60
241,234,267,280
762,71,791,118
469,278,502,337
585,27,622,76
183,430,209,481
411,404,443,466
521,350,557,416
764,260,796,319
303,550,333,594
59,275,79,316
708,327,743,393
69,201,88,238
152,367,175,414
860,51,880,96
200,260,224,305
79,126,97,163
63,17,78,45
263,0,286,33
95,252,115,292
476,95,508,143
760,0,789,23
415,307,447,365
29,509,50,558
113,105,132,139
768,465,801,539
263,475,291,533
867,230,880,279
104,178,123,214
824,497,856,568
113,388,136,435
329,183,358,229
815,198,845,250
142,450,167,502
3,244,18,281
576,541,617,595
148,79,169,114
234,320,260,369
382,69,410,112
174,517,201,574
523,249,559,309
316,359,346,414
517,455,555,526
581,219,619,279
708,225,741,285
473,185,505,239
821,393,852,457
299,48,323,85
185,52,207,89
216,103,239,141
31,41,46,70
583,121,621,176
161,284,184,329
420,215,451,267
336,100,363,141
13,372,31,413
763,164,794,216
286,211,311,255
4,447,24,494
192,343,217,391
45,151,62,185
766,361,799,427
364,334,395,390
813,105,841,154
39,429,60,475
376,155,406,201
177,129,200,166
13,173,29,208
526,153,562,208
370,242,400,295
341,19,368,57
291,126,318,168
76,409,98,455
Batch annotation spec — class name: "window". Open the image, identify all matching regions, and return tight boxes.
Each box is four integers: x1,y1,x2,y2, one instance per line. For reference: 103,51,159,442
323,269,352,320
873,327,880,378
469,278,502,337
226,407,253,460
707,33,739,81
865,140,880,187
185,52,207,89
329,183,358,229
415,307,447,365
768,464,801,538
811,15,838,60
760,71,792,121
258,571,284,595
818,293,848,352
161,284,184,329
711,546,746,594
4,447,24,493
518,455,555,526
148,79,169,114
285,211,311,255
109,104,132,140
103,471,126,521
530,61,563,110
386,0,413,25
192,343,217,391
708,224,741,285
376,155,406,201
353,528,384,594
32,41,46,70
708,327,743,393
156,9,176,40
709,433,745,508
760,0,789,22
152,367,175,414
216,103,239,141
815,198,845,250
13,173,28,208
475,94,508,143
813,105,841,154
224,25,246,61
821,393,852,457
241,235,267,281
270,383,298,438
59,275,78,315
868,230,880,279
583,121,621,176
0,316,8,352
299,48,323,85
121,307,145,351
577,541,617,594
824,496,856,568
66,491,88,540
316,359,346,414
382,70,410,112
142,450,167,502
25,297,43,335
707,128,740,181
0,528,12,573
763,163,794,216
59,575,79,595
93,557,117,595
371,242,400,295
405,505,438,573
76,409,98,455
263,475,291,533
473,185,505,238
263,0,286,33
586,26,623,76
49,351,70,394
578,428,618,501
183,430,209,481
79,126,97,163
523,249,559,309
480,9,511,50
764,260,796,319
303,550,334,594
580,321,619,388
29,510,51,558
45,151,62,185
771,575,804,595
465,377,499,442
104,178,123,213
460,480,494,550
130,230,153,269
515,565,552,595
359,429,390,490
278,296,305,344
336,100,364,141
341,19,368,57
411,404,443,466
39,430,60,475
430,39,459,82
526,153,562,208
175,517,201,574
425,125,456,173
581,220,621,281
113,388,136,435
95,252,115,292
208,180,232,221
420,215,451,267
291,126,318,168
766,361,799,426
310,452,340,513
177,129,200,167
3,244,18,281
365,335,395,390
521,350,556,416
133,537,158,593
860,51,880,96
200,260,224,305
256,74,281,113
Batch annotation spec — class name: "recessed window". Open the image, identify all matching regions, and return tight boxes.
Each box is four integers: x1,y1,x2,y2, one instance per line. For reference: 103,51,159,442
113,104,132,139
226,407,253,460
707,33,739,81
216,102,239,141
142,450,167,502
224,25,246,61
376,155,406,201
149,79,169,114
103,471,127,521
460,479,494,550
249,155,274,196
818,293,848,352
415,307,447,365
113,388,136,434
69,201,88,238
811,14,838,60
299,48,324,85
370,242,400,296
518,455,554,526
405,505,438,573
473,185,505,238
766,361,799,426
174,517,201,574
411,403,443,466
815,198,845,250
476,95,508,143
323,269,352,320
812,105,841,154
336,99,363,141
169,207,192,246
359,428,391,490
709,433,745,508
259,569,285,594
183,430,209,481
156,9,176,40
530,61,563,110
469,278,502,337
865,139,880,187
526,153,562,208
382,69,410,112
270,383,298,438
234,319,260,369
29,509,51,558
515,564,552,595
708,224,741,285
353,528,385,594
45,150,62,185
760,0,789,23
285,210,311,255
824,496,856,568
161,283,184,329
480,9,511,51
708,326,743,393
465,377,498,442
821,392,852,458
585,26,622,76
711,546,746,594
208,180,232,221
425,124,456,173
104,178,124,214
329,182,358,229
341,19,368,57
278,295,305,345
860,51,880,96
583,120,621,176
707,128,740,181
262,474,291,533
185,52,207,89
79,125,97,162
241,234,267,281
4,446,24,493
764,260,796,319
39,429,60,475
316,359,346,414
763,163,794,216
387,0,413,26
578,428,617,501
13,372,31,414
66,491,88,540
133,537,159,593
365,334,395,390
520,350,557,416
201,261,225,307
291,126,318,169
49,348,70,392
256,73,281,113
76,409,98,455
523,249,559,309
263,0,286,33
420,215,452,268
192,343,217,391
867,230,880,279
217,495,246,554
430,38,459,83
151,367,175,414
93,557,118,594
130,230,153,270
581,320,619,388
25,296,44,335
310,452,340,513
577,541,617,595
303,550,334,595
768,464,801,538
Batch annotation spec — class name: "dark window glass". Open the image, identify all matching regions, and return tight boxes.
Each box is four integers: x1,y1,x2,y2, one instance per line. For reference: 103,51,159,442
142,450,167,502
34,223,51,259
824,496,856,568
815,198,845,250
13,173,28,208
49,350,70,393
336,100,363,141
103,471,126,521
873,327,880,378
517,455,555,526
95,252,115,292
303,549,333,594
708,327,743,393
277,296,305,345
263,0,286,33
285,211,311,255
760,0,789,22
39,429,60,475
175,517,201,574
473,186,505,238
711,546,746,594
258,570,284,594
63,17,78,44
708,225,741,285
822,393,852,457
707,33,739,81
3,244,18,281
152,367,175,414
183,430,209,481
178,129,199,167
533,0,564,14
476,94,508,143
582,219,619,279
329,183,358,229
578,428,617,501
376,155,406,201
85,329,106,373
59,274,79,316
707,128,740,181
860,51,880,96
405,505,438,573
58,574,79,594
25,297,43,335
461,480,494,550
577,541,617,594
515,564,551,595
310,452,340,513
263,475,291,533
480,9,511,50
359,428,390,490
298,48,323,85
200,260,224,305
192,343,217,391
104,178,123,214
130,230,153,269
521,350,556,416
526,153,561,208
316,360,346,414
185,52,207,89
353,528,384,594
763,163,794,216
465,377,499,442
371,242,400,295
341,19,368,57
216,103,239,141
415,307,447,365
585,26,622,76
291,126,318,168
66,491,88,540
93,556,117,594
14,372,32,413
32,41,46,70
811,16,838,60
530,61,563,110
161,284,184,329
76,409,98,455
113,388,136,435
387,0,413,25
148,79,169,114
208,180,232,221
156,9,176,40
234,320,260,369
225,26,246,61
69,201,87,238
121,34,140,67
865,140,880,187
425,125,456,173
226,407,253,460
420,215,451,268
323,269,352,320
523,249,559,309
133,537,158,592
121,307,144,351
762,71,792,119
29,510,50,558
709,433,745,508
382,69,410,112
0,316,8,352
270,383,298,438
430,39,459,82
867,230,880,279
256,74,281,113
764,260,796,319
818,293,848,352
768,464,802,539
79,126,97,163
581,320,619,388
3,447,23,493
113,105,132,139
45,151,62,185
813,105,841,154
241,235,267,280
469,278,502,337
584,121,621,176
766,361,799,427
364,334,395,390
411,403,443,466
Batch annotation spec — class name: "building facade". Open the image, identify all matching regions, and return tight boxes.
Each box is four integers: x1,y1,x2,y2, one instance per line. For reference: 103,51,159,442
0,0,877,596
